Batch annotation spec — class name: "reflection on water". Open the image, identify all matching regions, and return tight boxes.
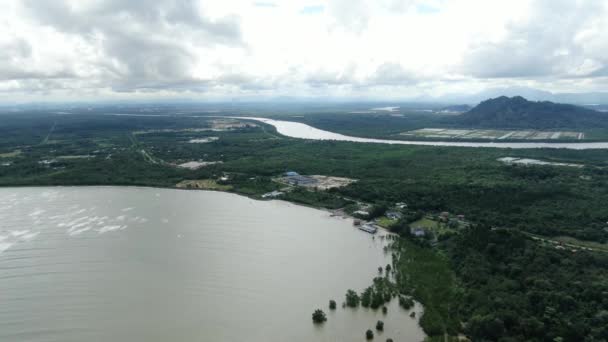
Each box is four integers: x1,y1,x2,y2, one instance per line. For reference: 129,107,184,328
0,186,425,342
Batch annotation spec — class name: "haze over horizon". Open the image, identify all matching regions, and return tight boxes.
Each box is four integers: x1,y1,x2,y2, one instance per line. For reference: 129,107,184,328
1,0,608,103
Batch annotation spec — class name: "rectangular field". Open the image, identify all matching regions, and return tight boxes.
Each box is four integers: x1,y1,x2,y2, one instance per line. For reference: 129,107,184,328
401,128,584,140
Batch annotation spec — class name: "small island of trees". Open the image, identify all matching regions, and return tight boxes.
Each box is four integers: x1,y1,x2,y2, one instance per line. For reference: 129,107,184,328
345,289,360,307
366,329,374,340
399,295,414,310
312,309,327,324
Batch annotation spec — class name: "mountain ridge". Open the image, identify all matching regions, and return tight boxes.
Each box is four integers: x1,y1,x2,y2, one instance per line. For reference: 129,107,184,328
455,96,607,129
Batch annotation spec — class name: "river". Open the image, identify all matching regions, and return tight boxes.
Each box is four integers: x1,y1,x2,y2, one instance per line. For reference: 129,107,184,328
237,117,608,149
0,187,424,342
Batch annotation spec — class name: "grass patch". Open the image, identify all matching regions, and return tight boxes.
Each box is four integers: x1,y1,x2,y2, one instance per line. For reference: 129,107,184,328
553,235,608,252
391,238,460,338
57,155,93,160
410,217,440,229
410,217,458,237
0,149,21,158
377,216,398,228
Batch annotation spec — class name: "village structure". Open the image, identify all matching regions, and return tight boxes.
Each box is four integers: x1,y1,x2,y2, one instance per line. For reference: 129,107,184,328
260,171,471,238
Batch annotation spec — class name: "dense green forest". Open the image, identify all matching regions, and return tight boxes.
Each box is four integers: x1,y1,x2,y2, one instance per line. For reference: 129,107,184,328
2,110,608,341
446,226,608,341
2,111,608,240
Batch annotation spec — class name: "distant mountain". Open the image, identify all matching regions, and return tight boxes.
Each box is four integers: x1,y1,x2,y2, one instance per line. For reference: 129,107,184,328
455,96,607,129
425,87,608,105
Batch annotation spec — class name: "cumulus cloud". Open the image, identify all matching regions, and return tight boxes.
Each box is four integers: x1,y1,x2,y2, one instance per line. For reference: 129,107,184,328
0,0,607,102
367,62,419,86
461,0,608,79
20,0,242,91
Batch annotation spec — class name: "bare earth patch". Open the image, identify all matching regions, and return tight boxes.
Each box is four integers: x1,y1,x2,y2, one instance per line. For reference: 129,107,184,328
188,137,219,143
175,179,232,190
498,157,583,168
210,119,258,130
176,161,223,170
0,150,22,158
276,174,356,190
56,155,93,159
402,128,584,140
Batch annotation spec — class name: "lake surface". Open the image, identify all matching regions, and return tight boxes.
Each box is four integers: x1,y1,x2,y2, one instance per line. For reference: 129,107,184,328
238,117,608,149
0,187,424,342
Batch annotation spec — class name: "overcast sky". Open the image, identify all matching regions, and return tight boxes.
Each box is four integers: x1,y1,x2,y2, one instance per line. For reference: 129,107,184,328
1,0,607,102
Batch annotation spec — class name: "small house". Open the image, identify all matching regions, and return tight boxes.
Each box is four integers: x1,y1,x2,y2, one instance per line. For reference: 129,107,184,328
395,202,407,209
285,175,316,186
386,211,402,220
410,227,426,237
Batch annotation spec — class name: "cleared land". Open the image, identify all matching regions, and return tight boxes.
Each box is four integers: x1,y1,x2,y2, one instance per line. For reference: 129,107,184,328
0,150,22,158
401,128,584,140
176,161,222,170
498,157,584,168
275,174,356,190
189,137,219,143
308,175,356,190
175,179,232,190
376,216,398,228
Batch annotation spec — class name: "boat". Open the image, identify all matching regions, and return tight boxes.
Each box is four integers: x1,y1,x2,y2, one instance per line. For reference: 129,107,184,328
358,223,378,234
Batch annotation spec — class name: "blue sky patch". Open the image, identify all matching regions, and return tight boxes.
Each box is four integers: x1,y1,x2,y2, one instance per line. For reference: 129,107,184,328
300,5,325,15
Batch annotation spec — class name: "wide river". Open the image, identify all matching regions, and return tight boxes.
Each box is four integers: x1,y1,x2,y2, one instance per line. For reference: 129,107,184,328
238,117,608,149
0,187,424,342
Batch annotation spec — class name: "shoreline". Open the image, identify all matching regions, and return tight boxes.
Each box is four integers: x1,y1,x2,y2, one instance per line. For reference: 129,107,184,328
1,184,426,339
0,183,388,232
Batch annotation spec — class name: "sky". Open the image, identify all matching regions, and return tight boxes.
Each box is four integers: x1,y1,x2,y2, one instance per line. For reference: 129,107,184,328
1,0,607,103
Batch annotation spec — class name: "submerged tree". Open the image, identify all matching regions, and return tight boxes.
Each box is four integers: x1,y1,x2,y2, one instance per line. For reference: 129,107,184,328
361,287,373,308
376,320,384,331
366,329,374,340
329,300,337,310
399,295,415,310
345,289,360,308
382,306,388,314
371,291,385,309
312,309,327,324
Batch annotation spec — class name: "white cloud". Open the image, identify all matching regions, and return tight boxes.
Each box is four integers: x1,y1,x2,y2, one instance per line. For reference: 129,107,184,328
0,0,607,102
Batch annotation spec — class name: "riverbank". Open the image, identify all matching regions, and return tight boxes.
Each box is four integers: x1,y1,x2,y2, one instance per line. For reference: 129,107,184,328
233,117,608,149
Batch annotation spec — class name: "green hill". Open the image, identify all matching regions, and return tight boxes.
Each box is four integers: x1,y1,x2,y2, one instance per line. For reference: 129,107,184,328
455,96,607,129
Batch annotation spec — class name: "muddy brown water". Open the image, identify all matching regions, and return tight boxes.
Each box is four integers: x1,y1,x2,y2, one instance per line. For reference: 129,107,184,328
0,186,424,342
